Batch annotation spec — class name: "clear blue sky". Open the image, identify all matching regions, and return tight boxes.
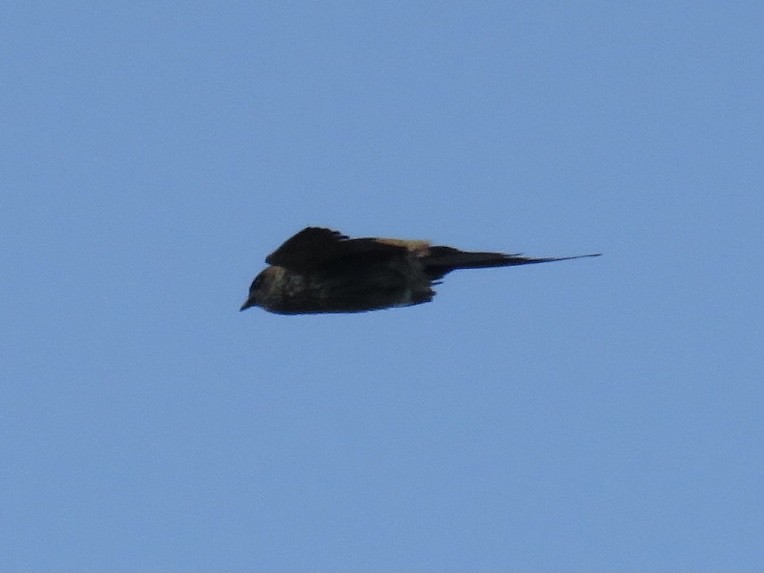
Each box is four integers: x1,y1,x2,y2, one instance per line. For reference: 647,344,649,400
2,2,762,570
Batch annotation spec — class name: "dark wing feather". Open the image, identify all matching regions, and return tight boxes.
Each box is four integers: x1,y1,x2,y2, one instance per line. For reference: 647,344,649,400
266,227,408,271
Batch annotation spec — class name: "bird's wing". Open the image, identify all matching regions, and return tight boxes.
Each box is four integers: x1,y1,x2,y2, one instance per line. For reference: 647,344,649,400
265,227,408,271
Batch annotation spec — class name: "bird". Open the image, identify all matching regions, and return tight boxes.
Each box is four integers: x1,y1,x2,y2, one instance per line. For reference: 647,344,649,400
240,227,600,315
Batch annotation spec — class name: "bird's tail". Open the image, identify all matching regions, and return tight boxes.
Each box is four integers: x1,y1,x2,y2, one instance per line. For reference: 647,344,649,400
423,246,601,279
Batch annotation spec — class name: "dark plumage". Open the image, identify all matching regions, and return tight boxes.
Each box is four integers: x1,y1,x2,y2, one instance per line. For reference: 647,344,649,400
240,227,600,314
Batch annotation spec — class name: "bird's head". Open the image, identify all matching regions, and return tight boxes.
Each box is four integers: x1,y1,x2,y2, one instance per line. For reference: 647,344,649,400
240,266,281,312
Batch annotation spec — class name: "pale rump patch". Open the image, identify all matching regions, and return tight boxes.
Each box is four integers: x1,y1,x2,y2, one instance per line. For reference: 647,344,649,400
375,238,431,254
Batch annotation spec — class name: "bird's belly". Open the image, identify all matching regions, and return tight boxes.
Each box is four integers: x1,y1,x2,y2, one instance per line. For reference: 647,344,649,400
393,289,415,307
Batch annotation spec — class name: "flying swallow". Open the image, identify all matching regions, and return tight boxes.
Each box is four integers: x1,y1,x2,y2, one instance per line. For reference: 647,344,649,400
240,227,600,314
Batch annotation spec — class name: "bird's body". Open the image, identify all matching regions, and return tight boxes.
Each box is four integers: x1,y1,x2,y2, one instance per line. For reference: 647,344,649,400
240,227,600,314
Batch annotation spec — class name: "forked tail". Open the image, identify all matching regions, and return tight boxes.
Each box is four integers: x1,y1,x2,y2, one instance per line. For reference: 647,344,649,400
423,246,601,279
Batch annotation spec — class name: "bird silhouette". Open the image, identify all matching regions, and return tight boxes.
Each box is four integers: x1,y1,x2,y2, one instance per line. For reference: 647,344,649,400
240,227,600,314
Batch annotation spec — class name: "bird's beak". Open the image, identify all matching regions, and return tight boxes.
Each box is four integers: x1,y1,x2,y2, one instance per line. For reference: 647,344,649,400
240,298,255,312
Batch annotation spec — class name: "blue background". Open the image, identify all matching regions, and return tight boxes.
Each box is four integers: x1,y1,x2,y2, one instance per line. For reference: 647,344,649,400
2,2,762,570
